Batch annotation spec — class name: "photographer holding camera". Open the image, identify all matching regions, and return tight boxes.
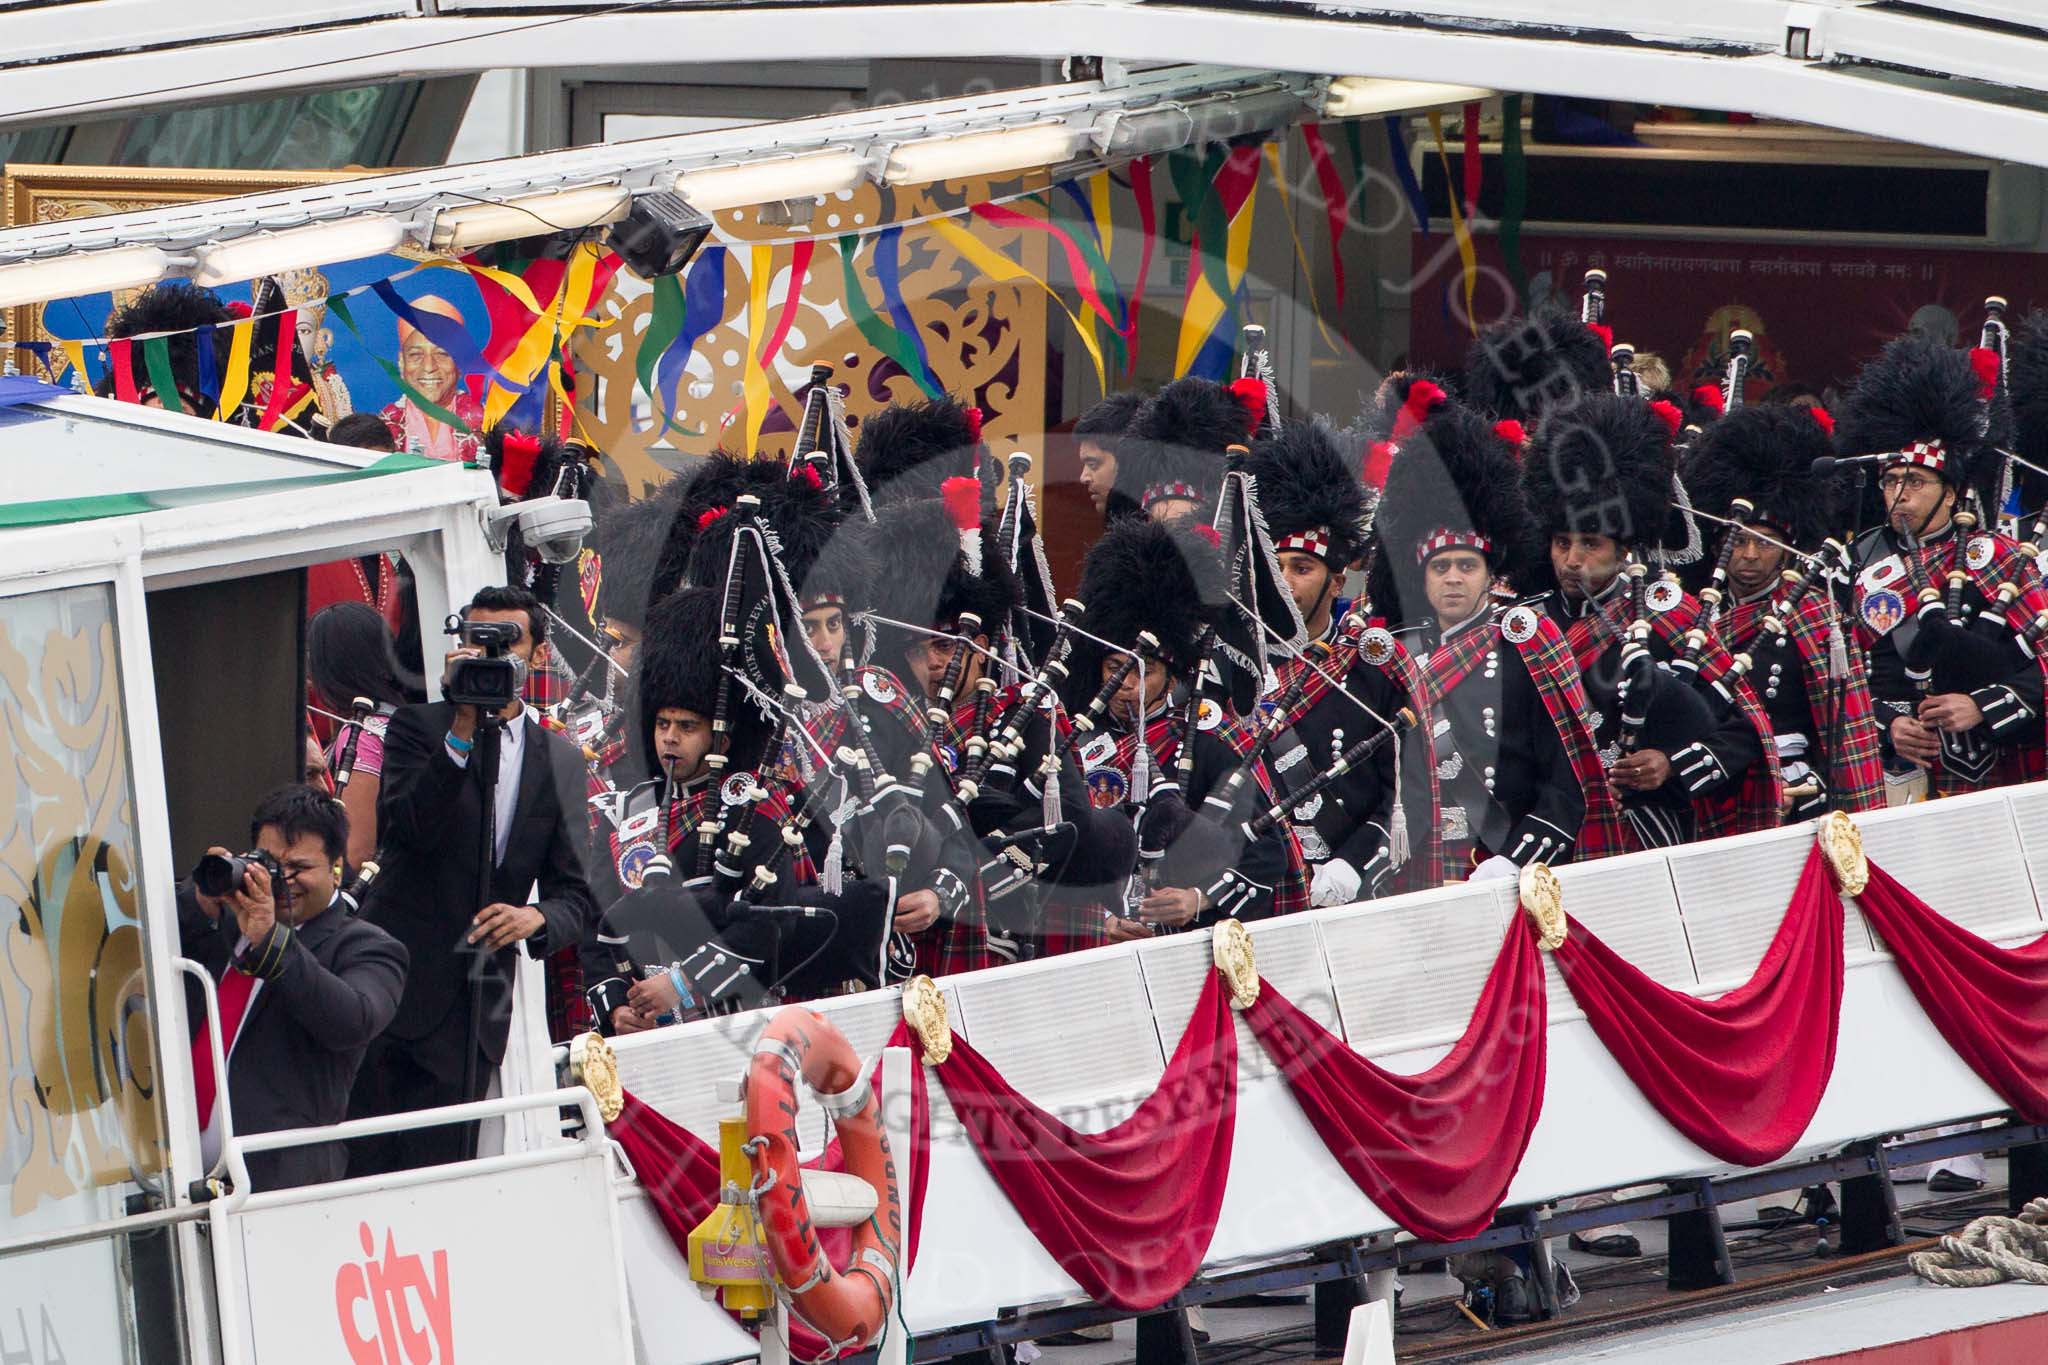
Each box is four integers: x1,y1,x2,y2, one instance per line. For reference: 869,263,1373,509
178,786,407,1192
346,586,596,1174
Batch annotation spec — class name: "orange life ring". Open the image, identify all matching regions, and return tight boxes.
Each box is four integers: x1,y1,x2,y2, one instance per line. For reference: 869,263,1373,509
745,1006,904,1353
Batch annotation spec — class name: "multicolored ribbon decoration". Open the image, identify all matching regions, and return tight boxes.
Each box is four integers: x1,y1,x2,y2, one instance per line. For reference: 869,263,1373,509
837,234,942,400
871,225,945,399
1175,145,1262,379
140,335,182,414
1429,110,1480,336
1301,123,1348,307
1500,93,1530,311
655,244,727,434
928,211,1106,393
256,309,305,431
372,280,513,392
1262,142,1341,355
636,273,688,428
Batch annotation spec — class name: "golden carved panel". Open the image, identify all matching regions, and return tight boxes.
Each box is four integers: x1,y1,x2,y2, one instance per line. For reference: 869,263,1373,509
569,177,1051,497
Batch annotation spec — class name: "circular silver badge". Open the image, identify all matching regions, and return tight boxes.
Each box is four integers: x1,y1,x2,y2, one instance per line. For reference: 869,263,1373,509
862,671,900,706
720,773,756,807
1359,626,1397,667
1968,535,1996,572
1500,605,1539,644
1196,698,1224,732
1645,579,1685,614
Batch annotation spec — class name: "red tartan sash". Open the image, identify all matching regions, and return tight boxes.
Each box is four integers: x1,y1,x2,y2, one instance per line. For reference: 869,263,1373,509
1726,593,1886,813
1562,586,1785,840
1874,531,2048,781
1497,610,1625,862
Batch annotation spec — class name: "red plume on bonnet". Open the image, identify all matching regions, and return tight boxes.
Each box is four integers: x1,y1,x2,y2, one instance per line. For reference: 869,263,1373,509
940,475,981,532
696,506,730,532
793,461,823,490
1225,377,1267,436
1492,419,1528,453
1691,384,1725,418
1969,347,2002,400
1390,379,1448,441
1361,440,1397,492
1807,405,1836,436
964,405,985,444
1587,321,1614,353
498,433,544,498
1190,523,1222,550
1648,399,1685,441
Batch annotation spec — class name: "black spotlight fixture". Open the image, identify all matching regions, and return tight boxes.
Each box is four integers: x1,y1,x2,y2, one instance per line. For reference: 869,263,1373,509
604,191,712,281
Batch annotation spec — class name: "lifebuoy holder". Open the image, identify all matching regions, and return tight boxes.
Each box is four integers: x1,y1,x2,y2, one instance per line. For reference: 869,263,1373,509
744,1006,904,1355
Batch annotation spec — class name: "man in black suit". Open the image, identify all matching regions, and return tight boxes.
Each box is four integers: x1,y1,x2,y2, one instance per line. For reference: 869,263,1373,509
179,785,407,1192
348,585,597,1173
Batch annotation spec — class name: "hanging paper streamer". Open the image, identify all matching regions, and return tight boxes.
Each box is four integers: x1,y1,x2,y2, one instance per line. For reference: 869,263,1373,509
1054,174,1130,377
656,244,728,434
929,213,1107,393
1301,124,1349,307
837,234,942,400
214,317,254,422
108,338,139,405
871,225,946,399
140,335,182,414
1175,145,1262,379
59,340,91,392
1385,115,1432,234
1262,142,1341,355
257,308,305,431
194,323,220,409
1500,93,1530,311
740,243,775,453
372,280,514,392
635,273,687,428
1429,110,1480,336
721,239,818,430
1127,157,1158,378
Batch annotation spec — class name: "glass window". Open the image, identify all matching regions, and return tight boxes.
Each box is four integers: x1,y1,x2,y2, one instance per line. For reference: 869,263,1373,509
0,124,71,169
110,83,420,171
0,582,185,1265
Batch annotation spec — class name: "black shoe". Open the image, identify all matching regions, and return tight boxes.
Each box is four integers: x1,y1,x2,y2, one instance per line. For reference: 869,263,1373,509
1568,1232,1642,1258
1494,1278,1536,1325
1928,1170,1985,1193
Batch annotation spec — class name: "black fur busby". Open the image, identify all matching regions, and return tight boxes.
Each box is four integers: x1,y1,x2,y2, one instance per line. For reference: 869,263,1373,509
863,495,1018,658
1119,377,1262,513
1243,417,1370,568
1835,332,1994,499
641,451,786,594
1368,404,1538,623
1680,404,1846,550
595,493,679,632
481,424,573,502
1520,393,1679,582
1461,303,1611,425
101,282,232,410
855,397,983,504
1066,518,1229,710
632,585,775,777
681,462,878,616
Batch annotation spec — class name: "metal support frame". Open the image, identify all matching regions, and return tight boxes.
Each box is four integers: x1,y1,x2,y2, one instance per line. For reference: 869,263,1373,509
1663,1178,1733,1292
1311,1241,1369,1351
1837,1138,1903,1256
908,1119,2048,1362
1134,1308,1198,1365
2008,1138,2048,1215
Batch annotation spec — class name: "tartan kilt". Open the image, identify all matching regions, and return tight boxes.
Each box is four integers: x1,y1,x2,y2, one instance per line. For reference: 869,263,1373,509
1034,897,1115,959
913,908,996,978
544,947,592,1043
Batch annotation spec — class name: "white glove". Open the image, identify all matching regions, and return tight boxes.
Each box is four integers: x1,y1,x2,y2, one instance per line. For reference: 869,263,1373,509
1310,858,1363,907
1470,854,1520,883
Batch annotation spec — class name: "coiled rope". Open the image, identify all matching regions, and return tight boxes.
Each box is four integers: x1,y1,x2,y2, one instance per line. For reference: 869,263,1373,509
1908,1198,2048,1287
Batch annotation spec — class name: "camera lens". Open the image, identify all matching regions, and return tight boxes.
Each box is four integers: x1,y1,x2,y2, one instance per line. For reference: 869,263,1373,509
193,853,246,898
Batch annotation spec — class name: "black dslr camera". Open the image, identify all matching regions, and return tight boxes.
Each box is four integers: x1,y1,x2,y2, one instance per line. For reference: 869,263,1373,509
192,848,289,900
444,615,524,710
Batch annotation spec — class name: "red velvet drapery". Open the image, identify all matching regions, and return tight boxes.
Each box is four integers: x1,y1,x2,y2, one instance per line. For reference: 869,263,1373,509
1551,844,1844,1166
1242,917,1548,1241
934,970,1237,1311
1855,859,2048,1123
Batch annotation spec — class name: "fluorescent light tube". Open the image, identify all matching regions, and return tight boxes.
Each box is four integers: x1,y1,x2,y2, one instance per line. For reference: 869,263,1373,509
884,122,1086,186
1093,87,1313,160
0,245,172,309
676,150,869,211
191,215,408,287
1323,79,1496,119
429,184,631,253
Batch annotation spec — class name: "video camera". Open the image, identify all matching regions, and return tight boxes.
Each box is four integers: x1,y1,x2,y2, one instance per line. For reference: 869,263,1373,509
192,848,289,901
444,615,525,710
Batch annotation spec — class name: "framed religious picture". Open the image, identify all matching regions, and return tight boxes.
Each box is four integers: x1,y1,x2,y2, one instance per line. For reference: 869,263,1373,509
2,163,364,386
